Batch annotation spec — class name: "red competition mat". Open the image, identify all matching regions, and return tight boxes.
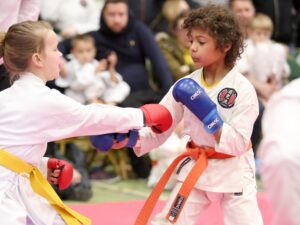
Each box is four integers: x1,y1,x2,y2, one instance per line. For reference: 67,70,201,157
69,192,272,225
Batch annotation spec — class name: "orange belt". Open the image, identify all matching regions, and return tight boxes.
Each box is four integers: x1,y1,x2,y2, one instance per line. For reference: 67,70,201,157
134,141,234,225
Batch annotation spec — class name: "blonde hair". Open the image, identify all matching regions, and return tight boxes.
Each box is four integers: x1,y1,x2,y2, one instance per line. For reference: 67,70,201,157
0,20,52,82
71,34,95,50
162,0,190,23
250,13,273,33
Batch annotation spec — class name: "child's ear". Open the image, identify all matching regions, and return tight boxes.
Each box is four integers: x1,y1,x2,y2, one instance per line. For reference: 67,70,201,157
31,53,43,67
224,42,232,53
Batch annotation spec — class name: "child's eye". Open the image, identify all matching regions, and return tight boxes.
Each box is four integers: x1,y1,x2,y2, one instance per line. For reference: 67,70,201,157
198,41,205,45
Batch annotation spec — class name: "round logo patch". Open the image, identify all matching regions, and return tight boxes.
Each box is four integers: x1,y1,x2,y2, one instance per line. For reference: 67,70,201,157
217,88,237,108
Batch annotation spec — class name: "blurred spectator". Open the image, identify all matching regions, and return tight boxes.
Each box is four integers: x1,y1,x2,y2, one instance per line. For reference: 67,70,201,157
0,0,40,91
258,78,300,225
156,11,195,81
40,0,101,39
59,0,173,96
229,0,256,38
236,13,290,105
127,0,199,33
252,0,297,45
56,34,130,105
160,0,191,31
230,0,262,156
59,0,174,178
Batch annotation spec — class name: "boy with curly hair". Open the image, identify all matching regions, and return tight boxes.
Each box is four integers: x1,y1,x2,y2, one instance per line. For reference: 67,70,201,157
132,5,263,224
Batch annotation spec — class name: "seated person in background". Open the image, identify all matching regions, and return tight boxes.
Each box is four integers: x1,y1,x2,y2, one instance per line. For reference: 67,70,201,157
156,11,195,81
58,0,173,99
58,0,174,178
127,0,198,34
56,34,130,105
236,13,290,104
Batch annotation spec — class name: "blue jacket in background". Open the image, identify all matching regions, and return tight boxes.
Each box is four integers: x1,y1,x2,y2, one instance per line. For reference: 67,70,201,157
59,12,173,93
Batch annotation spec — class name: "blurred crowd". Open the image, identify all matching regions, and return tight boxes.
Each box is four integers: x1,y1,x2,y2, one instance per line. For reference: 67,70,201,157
1,0,300,205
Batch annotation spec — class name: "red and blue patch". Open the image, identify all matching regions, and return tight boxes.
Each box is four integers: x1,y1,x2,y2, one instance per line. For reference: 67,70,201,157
217,88,237,108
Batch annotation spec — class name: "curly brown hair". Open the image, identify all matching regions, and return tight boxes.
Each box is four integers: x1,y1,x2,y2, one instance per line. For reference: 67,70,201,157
183,5,244,68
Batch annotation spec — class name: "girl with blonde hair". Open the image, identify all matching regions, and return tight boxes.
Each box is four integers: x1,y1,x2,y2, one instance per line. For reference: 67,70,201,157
0,20,172,225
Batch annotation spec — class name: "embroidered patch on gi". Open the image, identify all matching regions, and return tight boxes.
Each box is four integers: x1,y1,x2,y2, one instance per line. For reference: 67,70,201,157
217,88,238,108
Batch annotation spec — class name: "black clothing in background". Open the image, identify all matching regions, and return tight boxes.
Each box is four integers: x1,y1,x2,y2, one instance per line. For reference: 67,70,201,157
253,0,295,45
0,65,10,91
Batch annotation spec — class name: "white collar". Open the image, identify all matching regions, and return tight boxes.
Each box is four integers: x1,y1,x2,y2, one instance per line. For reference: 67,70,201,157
18,72,46,85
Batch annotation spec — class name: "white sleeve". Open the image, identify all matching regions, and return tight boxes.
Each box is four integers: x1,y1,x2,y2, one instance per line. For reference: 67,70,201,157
39,0,60,21
236,51,251,75
37,157,49,177
72,0,100,34
18,0,40,22
258,94,300,161
133,86,183,157
215,86,259,156
30,89,144,142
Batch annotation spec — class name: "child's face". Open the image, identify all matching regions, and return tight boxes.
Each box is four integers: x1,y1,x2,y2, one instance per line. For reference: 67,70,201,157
72,40,96,64
188,28,228,68
175,19,190,49
40,30,62,81
249,28,271,43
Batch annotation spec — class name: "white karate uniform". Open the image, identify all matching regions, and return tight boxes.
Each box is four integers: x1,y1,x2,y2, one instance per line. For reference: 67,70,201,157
258,78,300,225
0,73,144,225
56,59,130,104
237,39,290,87
40,0,100,36
134,68,263,225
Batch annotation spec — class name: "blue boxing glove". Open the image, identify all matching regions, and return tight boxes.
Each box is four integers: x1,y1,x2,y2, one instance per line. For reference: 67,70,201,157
90,129,139,152
172,78,223,134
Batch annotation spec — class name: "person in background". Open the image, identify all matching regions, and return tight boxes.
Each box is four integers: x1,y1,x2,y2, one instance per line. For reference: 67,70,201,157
127,0,199,34
258,78,300,225
229,0,256,38
56,34,130,105
156,11,195,81
252,0,298,46
230,0,262,158
0,0,40,91
236,13,290,105
59,0,173,96
58,0,174,178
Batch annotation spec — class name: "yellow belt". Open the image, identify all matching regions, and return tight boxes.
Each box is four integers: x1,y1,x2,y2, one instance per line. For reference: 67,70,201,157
0,149,91,225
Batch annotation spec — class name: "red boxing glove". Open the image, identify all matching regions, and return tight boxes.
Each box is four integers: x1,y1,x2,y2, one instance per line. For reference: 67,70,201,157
47,158,73,190
140,104,173,133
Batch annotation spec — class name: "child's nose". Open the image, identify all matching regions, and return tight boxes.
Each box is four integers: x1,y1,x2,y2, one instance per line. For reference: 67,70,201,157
190,42,197,52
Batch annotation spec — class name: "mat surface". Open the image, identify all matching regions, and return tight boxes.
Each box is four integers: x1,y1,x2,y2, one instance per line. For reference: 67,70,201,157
70,192,272,225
